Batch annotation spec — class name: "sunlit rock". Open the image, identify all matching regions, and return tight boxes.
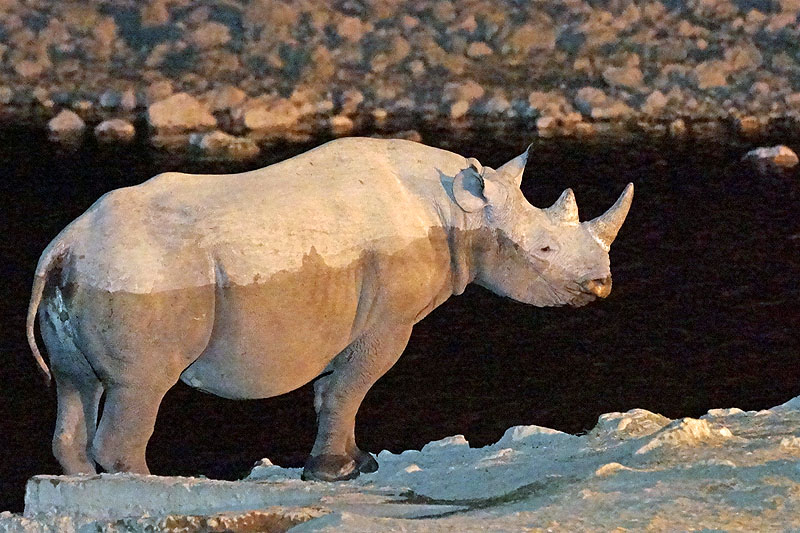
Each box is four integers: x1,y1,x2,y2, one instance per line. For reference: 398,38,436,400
241,97,301,131
147,93,216,132
189,131,260,159
47,110,85,138
635,418,737,455
6,395,800,531
94,119,135,143
589,408,671,444
743,145,799,170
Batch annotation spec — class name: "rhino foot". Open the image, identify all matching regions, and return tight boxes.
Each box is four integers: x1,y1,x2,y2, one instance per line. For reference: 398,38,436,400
354,450,379,473
302,454,359,482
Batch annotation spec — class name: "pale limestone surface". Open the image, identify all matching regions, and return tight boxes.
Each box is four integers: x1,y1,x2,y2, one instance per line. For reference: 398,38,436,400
7,395,800,532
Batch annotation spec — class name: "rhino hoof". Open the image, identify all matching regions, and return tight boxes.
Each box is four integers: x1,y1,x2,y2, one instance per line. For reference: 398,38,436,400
354,450,379,473
302,454,359,482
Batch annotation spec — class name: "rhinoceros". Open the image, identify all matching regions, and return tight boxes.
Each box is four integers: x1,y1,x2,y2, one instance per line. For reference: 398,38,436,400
27,137,632,481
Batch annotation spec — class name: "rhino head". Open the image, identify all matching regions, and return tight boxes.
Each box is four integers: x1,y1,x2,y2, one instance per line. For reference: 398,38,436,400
451,147,633,307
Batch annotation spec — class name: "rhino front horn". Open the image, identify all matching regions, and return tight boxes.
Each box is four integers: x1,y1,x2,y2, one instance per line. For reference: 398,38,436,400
586,183,634,251
545,188,579,226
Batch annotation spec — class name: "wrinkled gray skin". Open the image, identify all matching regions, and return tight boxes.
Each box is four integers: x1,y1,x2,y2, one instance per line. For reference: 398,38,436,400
27,138,633,481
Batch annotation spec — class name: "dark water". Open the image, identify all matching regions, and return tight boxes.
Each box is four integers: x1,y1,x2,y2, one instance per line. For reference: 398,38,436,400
2,127,799,512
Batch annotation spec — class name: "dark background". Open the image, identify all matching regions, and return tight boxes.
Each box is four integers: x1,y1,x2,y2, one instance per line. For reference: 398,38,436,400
2,127,799,512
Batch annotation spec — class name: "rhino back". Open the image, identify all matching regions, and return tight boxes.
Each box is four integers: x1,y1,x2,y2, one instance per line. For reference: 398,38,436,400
67,138,469,294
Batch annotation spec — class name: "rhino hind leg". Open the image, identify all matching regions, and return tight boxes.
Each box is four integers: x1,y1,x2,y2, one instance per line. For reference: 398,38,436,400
303,324,413,482
40,303,103,475
91,382,173,474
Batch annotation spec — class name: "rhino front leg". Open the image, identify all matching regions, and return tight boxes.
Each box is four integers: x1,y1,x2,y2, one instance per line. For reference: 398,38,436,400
303,324,413,481
312,375,379,475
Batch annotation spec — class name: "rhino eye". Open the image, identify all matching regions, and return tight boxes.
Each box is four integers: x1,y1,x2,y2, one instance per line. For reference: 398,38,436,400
540,246,552,252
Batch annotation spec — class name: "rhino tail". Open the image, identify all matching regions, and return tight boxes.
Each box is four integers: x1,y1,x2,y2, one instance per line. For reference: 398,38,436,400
27,236,71,386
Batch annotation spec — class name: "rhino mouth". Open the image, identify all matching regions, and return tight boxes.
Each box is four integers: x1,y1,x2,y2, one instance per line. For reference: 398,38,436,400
564,283,599,308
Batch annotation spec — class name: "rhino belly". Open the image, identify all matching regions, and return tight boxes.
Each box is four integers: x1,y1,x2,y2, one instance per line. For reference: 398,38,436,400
180,258,362,400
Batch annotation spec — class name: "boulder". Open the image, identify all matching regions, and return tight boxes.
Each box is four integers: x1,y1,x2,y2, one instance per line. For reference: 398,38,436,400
120,89,137,111
147,93,216,132
466,41,493,57
47,110,85,136
602,65,644,90
94,119,136,142
189,131,260,159
243,98,301,131
450,99,470,119
203,85,247,113
574,87,634,120
330,114,355,135
189,21,231,49
743,145,799,170
99,89,121,109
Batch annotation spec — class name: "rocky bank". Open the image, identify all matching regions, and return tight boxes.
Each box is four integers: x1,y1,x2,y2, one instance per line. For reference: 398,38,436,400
1,0,800,153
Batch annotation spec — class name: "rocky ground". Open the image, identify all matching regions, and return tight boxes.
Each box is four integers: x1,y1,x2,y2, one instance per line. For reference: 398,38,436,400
1,0,800,155
2,395,799,532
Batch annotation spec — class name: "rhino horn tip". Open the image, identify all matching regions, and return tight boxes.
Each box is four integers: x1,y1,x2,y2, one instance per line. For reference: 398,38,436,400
587,183,634,250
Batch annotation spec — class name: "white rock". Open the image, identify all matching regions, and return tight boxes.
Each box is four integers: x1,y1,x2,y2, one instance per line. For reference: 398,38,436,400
147,93,216,132
47,110,85,136
743,145,799,169
8,395,800,532
635,418,736,454
94,119,135,142
420,434,469,452
590,408,671,443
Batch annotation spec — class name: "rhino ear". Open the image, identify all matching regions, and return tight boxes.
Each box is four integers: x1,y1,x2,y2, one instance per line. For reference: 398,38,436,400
452,165,504,212
495,143,532,188
453,165,487,212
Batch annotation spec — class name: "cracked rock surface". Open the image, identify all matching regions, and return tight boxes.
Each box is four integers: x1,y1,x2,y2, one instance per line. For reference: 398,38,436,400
5,396,800,532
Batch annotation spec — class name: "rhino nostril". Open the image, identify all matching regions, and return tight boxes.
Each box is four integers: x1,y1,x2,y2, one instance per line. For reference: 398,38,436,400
580,276,612,298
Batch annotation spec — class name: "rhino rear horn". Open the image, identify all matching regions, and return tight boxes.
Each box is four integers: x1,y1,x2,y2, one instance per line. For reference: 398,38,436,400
495,143,532,187
586,183,634,251
545,188,579,226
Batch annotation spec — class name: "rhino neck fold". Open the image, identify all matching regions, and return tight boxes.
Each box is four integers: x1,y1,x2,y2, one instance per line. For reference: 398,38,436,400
442,211,484,296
